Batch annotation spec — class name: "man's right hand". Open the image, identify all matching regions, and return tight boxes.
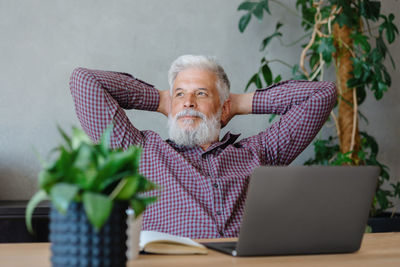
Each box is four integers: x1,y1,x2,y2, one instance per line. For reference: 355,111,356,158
221,92,254,128
157,90,171,117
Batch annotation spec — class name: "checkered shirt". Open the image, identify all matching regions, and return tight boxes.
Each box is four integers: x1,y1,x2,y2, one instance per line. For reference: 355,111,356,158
70,68,336,239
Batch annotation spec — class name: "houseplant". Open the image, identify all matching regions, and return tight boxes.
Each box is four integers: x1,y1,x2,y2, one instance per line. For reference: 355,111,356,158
26,125,156,266
237,0,399,228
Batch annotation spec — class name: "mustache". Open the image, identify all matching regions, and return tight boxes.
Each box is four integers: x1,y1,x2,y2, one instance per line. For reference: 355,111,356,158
175,109,206,120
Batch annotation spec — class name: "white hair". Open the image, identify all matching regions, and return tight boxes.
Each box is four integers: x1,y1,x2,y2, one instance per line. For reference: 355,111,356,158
168,55,230,105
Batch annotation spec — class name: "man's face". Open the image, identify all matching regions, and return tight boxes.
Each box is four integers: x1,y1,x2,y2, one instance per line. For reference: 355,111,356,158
170,68,222,131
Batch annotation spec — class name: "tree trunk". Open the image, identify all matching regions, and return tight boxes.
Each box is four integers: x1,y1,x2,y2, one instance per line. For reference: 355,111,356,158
333,23,361,160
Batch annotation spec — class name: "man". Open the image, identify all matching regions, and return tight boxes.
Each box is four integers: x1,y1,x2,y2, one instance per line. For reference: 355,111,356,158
70,55,336,238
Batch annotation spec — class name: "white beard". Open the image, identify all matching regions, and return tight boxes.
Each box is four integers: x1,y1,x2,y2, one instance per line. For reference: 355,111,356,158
168,109,221,147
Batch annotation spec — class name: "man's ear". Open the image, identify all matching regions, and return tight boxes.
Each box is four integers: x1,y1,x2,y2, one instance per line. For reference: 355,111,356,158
220,99,231,128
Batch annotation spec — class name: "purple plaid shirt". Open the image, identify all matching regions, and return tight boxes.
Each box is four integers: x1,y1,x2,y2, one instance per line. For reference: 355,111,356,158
70,68,336,238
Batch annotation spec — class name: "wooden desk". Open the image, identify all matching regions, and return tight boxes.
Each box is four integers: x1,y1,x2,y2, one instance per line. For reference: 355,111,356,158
0,233,399,267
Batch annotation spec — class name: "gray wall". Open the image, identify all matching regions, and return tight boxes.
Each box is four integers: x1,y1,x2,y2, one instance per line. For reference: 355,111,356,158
0,0,399,203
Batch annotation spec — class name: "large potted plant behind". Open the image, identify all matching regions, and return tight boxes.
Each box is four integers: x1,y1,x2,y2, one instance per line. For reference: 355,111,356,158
26,125,156,267
237,0,399,231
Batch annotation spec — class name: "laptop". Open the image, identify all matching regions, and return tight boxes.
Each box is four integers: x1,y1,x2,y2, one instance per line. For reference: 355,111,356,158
203,166,379,256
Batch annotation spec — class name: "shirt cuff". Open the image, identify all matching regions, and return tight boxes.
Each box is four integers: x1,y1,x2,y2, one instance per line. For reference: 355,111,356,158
140,83,160,112
252,88,273,114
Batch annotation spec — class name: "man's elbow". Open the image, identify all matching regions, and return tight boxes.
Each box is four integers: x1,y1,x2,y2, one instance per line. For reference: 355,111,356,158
69,67,94,94
70,67,89,84
323,81,337,107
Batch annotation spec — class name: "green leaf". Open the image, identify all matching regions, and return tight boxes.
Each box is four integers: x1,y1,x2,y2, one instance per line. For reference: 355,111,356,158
351,57,364,79
273,75,282,83
332,0,358,27
391,182,400,198
268,114,277,123
238,0,268,19
335,13,352,28
309,52,320,71
253,3,264,20
356,87,366,105
237,1,257,11
332,151,353,165
375,37,387,59
245,73,260,92
25,190,49,234
360,0,381,21
130,199,145,218
296,0,316,30
54,146,75,180
99,124,113,155
93,146,142,192
317,37,335,64
351,32,371,53
137,174,157,192
239,13,252,33
360,132,379,157
379,13,399,44
74,143,95,170
358,110,369,125
71,127,92,150
57,125,72,151
382,68,391,87
38,170,57,193
260,32,282,51
110,175,141,200
83,192,112,230
259,22,283,51
130,196,157,219
255,74,262,88
347,78,361,88
50,183,80,214
261,0,271,14
375,189,392,211
261,64,273,86
304,137,340,166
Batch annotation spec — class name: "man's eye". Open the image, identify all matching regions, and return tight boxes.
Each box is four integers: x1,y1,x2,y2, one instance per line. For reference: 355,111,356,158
175,92,183,97
197,91,207,96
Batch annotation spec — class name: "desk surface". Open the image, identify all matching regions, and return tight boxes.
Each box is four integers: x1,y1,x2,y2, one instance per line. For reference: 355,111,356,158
1,233,399,267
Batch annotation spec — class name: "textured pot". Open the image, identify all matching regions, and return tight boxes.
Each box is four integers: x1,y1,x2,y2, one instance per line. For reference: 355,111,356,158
49,202,128,267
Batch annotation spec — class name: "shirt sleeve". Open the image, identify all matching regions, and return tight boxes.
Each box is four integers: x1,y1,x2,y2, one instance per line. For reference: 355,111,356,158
250,80,337,165
69,67,160,149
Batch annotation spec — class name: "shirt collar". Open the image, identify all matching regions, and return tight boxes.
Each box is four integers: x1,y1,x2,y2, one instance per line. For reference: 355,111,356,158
166,131,241,154
204,132,241,153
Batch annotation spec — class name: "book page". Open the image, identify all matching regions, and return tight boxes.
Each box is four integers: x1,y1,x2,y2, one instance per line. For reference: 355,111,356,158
140,230,205,249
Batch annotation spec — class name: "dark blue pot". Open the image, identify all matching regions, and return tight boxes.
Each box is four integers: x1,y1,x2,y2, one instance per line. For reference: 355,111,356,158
367,212,400,233
49,202,128,267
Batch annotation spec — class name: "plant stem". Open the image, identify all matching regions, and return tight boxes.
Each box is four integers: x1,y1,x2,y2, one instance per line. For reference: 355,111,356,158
309,53,325,81
349,86,358,154
330,111,341,139
109,179,128,200
266,59,293,69
277,32,312,47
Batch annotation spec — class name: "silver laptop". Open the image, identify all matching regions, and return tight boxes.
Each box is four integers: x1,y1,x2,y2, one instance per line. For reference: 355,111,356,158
204,166,379,256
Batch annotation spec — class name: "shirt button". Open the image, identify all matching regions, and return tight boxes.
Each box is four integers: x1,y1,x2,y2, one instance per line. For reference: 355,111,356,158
216,211,222,215
213,183,218,189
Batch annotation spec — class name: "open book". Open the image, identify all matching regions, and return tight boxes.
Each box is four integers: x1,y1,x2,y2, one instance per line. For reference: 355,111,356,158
140,230,208,255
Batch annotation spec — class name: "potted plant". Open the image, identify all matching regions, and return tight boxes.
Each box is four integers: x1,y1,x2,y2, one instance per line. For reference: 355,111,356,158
26,125,156,267
237,0,399,231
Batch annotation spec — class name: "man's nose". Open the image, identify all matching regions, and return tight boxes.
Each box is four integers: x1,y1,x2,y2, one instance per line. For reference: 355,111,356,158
183,94,196,108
